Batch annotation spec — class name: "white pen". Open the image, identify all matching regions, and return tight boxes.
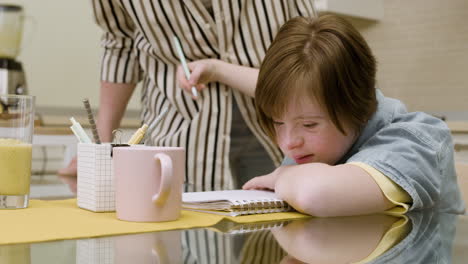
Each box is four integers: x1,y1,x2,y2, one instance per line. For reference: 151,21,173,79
173,36,198,98
69,117,92,143
145,107,169,142
153,107,169,125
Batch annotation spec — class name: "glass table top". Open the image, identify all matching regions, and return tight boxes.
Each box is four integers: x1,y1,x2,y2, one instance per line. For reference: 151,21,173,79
1,210,467,263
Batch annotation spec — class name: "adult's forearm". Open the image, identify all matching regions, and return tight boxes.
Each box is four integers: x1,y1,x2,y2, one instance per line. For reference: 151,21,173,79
97,81,136,142
213,60,259,98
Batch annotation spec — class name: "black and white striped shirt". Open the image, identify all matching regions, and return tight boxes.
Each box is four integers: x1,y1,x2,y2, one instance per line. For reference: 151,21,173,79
92,0,316,191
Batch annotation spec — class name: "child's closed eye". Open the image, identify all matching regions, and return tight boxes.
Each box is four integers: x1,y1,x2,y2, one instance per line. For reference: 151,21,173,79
303,123,317,128
273,121,284,126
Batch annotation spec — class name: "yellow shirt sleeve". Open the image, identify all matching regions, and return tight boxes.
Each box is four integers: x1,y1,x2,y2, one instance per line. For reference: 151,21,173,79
348,162,412,214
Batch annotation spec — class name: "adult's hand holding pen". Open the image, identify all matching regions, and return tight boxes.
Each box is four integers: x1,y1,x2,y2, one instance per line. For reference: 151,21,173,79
176,59,219,99
176,58,259,98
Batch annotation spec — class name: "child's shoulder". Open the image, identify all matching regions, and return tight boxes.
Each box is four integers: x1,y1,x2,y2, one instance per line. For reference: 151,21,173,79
371,92,450,147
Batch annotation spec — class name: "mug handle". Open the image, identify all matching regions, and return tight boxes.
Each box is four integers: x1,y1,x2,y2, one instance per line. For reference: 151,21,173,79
152,153,173,206
151,239,170,263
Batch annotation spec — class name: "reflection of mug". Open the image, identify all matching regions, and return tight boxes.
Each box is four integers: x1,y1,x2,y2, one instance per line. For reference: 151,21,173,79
114,230,182,264
113,146,185,222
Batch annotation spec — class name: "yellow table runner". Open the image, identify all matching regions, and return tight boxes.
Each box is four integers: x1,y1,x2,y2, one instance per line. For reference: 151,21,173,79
0,199,308,245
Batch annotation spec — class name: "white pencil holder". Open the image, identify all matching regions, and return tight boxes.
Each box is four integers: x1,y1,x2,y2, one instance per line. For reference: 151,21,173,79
77,143,115,212
76,238,114,264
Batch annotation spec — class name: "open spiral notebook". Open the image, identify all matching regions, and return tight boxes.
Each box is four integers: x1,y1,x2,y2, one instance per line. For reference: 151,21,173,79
182,190,294,216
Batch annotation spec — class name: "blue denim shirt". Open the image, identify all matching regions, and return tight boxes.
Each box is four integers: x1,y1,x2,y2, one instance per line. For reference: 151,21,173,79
283,90,465,214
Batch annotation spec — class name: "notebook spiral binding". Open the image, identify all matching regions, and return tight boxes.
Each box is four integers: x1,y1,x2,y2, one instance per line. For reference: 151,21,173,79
230,220,291,234
231,199,291,216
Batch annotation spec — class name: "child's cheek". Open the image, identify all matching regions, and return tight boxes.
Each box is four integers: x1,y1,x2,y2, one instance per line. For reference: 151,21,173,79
275,132,286,149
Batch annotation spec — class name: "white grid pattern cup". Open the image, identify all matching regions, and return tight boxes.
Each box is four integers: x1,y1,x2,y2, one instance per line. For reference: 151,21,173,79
77,143,115,212
76,238,114,264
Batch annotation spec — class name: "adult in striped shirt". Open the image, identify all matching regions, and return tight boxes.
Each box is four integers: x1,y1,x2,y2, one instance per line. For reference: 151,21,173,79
59,0,316,192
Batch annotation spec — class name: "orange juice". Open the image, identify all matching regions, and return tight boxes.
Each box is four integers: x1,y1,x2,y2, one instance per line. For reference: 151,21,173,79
0,138,32,195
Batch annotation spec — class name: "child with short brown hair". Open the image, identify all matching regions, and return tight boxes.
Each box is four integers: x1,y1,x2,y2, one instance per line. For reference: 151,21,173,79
242,14,464,216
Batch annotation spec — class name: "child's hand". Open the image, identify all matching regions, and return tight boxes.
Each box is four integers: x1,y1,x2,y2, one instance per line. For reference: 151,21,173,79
242,170,280,191
176,59,219,98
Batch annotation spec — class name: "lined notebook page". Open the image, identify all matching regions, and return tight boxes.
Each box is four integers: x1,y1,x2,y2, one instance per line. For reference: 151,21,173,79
182,190,292,216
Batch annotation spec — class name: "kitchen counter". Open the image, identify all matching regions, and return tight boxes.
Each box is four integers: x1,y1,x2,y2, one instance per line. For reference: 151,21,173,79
447,121,468,134
30,175,75,200
36,106,141,129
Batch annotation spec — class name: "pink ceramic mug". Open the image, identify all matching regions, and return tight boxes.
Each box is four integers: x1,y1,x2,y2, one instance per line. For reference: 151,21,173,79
113,146,185,222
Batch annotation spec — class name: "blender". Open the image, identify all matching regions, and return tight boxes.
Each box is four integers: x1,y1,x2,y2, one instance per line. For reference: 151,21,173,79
0,4,27,113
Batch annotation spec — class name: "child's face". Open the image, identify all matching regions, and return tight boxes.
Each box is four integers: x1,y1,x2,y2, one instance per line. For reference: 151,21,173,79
273,95,357,165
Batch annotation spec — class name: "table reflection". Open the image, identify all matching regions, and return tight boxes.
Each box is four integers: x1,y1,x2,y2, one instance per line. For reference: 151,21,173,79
0,244,30,264
369,212,457,263
0,211,462,264
273,214,403,264
272,211,457,264
114,230,181,264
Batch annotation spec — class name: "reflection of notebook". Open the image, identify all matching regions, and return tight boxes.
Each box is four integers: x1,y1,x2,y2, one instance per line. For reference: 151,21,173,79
209,219,291,234
182,190,293,216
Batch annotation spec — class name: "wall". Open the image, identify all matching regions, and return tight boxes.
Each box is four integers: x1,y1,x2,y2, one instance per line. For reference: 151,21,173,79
348,0,468,117
0,0,140,111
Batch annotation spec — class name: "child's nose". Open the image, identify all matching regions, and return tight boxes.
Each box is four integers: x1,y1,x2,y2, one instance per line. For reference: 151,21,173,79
285,132,304,150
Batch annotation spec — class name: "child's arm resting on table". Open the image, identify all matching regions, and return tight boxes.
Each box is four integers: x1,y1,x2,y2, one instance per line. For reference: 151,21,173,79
243,163,395,217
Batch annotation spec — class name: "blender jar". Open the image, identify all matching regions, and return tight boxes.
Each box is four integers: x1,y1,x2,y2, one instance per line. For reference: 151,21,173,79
0,4,24,59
